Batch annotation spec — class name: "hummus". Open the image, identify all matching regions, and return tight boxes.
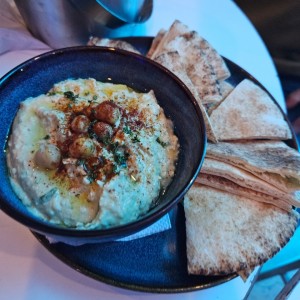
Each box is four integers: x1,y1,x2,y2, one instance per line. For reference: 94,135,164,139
6,78,179,229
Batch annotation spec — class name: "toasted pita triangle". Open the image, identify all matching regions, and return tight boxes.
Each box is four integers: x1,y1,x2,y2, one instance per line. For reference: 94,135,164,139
148,20,230,81
164,33,223,104
199,157,299,204
184,185,299,276
195,175,292,211
147,20,230,105
154,51,218,143
206,141,300,193
209,79,292,140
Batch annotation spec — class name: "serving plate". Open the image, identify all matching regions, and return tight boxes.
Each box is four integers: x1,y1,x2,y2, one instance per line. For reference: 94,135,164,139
31,37,298,293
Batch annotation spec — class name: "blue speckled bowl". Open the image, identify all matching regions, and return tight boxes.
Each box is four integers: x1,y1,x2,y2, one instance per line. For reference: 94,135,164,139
0,46,206,243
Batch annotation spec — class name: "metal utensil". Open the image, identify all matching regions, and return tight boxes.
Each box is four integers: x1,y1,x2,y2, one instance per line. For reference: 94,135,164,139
14,0,153,48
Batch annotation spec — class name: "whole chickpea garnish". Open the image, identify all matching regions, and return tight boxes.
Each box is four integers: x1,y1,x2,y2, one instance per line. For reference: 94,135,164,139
69,137,95,158
35,143,61,170
94,101,121,126
93,121,113,140
70,115,90,133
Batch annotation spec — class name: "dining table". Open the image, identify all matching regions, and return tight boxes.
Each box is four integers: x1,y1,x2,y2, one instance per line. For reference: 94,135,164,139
0,0,288,299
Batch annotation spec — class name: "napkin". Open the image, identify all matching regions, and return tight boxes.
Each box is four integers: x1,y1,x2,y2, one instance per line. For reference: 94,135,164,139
46,213,171,246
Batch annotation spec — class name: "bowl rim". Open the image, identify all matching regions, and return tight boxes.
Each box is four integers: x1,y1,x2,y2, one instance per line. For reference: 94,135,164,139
0,46,207,239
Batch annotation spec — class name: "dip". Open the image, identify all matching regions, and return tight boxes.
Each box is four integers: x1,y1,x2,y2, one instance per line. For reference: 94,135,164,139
6,78,179,229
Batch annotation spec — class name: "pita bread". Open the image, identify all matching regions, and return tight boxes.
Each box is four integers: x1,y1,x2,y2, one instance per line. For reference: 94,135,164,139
184,185,299,276
205,80,234,112
195,175,292,211
87,37,141,54
148,20,230,81
199,157,299,204
218,80,234,100
206,140,300,193
147,20,230,105
164,33,223,104
209,79,292,140
146,29,166,58
197,38,231,81
154,51,218,143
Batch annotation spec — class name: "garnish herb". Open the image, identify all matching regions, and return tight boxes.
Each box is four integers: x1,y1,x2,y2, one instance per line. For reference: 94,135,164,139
123,125,132,135
64,91,79,102
132,135,140,143
156,137,168,147
123,125,140,143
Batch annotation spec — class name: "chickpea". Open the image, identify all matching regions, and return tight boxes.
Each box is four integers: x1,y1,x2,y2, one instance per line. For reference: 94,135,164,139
70,115,90,133
82,104,97,119
93,122,113,140
94,101,121,125
68,137,95,158
35,143,61,170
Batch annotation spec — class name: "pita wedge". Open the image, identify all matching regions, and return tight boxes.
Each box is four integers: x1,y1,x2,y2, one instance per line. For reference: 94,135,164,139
147,20,230,105
154,51,218,143
147,20,230,81
198,157,300,205
206,141,300,193
146,28,166,58
195,175,292,211
164,33,223,104
87,37,141,54
184,185,299,276
209,79,292,140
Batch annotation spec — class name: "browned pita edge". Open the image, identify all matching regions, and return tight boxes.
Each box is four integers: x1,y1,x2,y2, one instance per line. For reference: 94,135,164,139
146,28,166,58
195,174,292,211
237,268,255,282
87,37,141,54
206,140,300,193
154,51,218,143
209,79,292,141
200,157,300,205
184,185,299,276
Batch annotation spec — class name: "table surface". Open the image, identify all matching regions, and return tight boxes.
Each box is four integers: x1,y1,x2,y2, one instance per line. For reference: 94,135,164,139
0,0,287,299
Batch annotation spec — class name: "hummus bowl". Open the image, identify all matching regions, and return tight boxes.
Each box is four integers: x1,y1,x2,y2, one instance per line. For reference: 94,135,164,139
0,46,206,243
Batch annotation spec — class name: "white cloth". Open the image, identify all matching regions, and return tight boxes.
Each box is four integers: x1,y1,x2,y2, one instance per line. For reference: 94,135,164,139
47,214,172,245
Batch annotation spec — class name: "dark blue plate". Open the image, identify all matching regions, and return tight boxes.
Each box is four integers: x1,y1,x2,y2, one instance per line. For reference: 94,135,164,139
18,37,300,293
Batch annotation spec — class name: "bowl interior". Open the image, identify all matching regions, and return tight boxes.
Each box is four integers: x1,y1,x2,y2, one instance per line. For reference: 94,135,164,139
0,46,206,239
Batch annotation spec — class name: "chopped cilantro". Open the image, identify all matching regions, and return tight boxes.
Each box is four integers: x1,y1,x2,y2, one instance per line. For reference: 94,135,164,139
123,125,132,135
156,137,168,147
131,135,140,143
112,164,119,174
123,125,140,143
114,151,128,167
64,91,79,101
87,170,98,182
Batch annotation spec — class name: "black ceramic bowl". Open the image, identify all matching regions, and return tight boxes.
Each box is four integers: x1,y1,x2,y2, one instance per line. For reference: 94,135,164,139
0,46,206,243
